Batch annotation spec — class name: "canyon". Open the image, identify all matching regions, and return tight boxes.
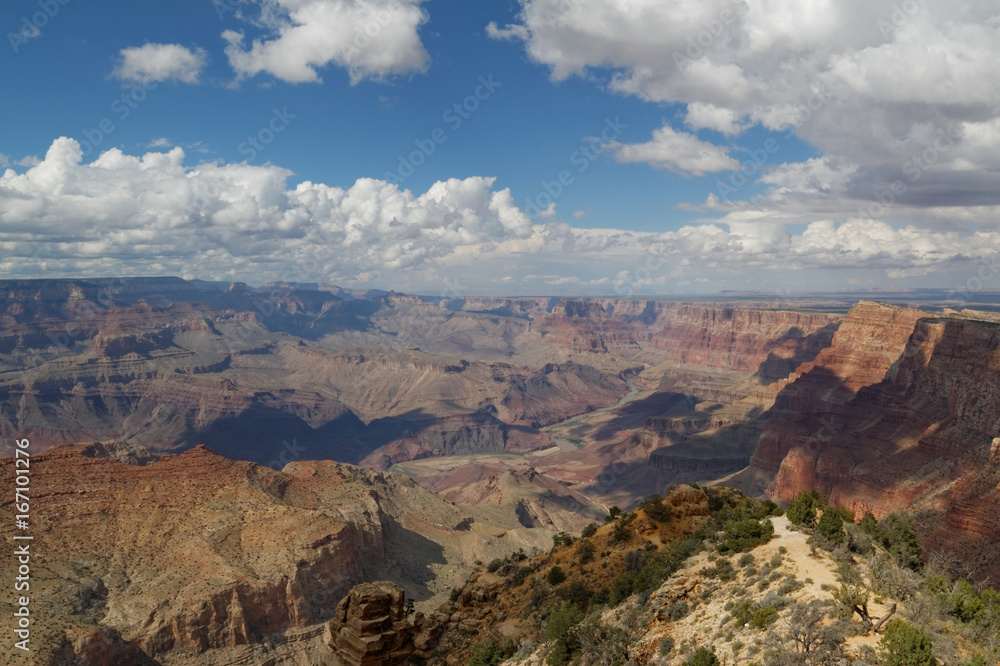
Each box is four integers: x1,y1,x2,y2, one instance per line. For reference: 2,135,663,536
1,277,1000,663
0,277,845,507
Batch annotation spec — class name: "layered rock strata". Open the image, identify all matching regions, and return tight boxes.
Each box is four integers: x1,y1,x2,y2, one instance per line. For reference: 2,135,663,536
741,304,1000,581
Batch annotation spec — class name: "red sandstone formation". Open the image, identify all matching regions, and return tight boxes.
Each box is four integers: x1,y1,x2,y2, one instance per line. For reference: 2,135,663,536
738,301,930,494
744,304,1000,581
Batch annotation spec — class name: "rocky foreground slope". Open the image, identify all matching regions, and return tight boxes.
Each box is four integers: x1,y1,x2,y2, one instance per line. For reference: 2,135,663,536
387,485,995,665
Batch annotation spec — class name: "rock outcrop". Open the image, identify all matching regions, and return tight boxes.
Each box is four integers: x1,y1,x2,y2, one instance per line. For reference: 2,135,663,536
325,582,417,666
45,626,158,666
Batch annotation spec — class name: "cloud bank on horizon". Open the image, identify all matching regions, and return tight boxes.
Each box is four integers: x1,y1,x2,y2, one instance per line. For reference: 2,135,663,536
1,0,999,295
3,136,998,294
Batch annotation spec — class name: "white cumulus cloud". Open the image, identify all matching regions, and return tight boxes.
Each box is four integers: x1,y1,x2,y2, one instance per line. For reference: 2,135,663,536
685,103,746,136
113,43,208,84
607,125,739,176
223,0,430,84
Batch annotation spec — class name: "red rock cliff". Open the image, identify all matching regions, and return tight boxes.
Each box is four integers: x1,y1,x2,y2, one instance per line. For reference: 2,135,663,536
744,301,929,488
749,306,1000,581
535,300,840,371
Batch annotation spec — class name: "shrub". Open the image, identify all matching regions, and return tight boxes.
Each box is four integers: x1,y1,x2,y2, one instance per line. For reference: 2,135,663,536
544,602,584,666
730,599,755,626
777,577,804,595
881,513,924,571
491,548,532,577
528,585,547,612
738,553,756,568
751,606,779,628
845,523,875,556
574,614,630,664
860,512,923,570
509,566,532,587
611,518,632,544
664,600,689,621
762,593,793,611
730,598,782,631
641,494,672,522
623,549,644,573
836,505,856,523
687,646,720,665
943,578,985,623
717,518,775,553
555,580,593,610
705,488,725,513
701,558,735,582
859,511,881,534
547,565,567,586
552,532,574,548
469,638,517,666
608,571,638,606
449,587,461,602
786,489,825,527
608,538,701,606
605,506,622,522
817,509,846,545
581,523,598,539
718,559,736,581
877,619,937,666
576,540,595,564
659,637,675,655
547,642,570,666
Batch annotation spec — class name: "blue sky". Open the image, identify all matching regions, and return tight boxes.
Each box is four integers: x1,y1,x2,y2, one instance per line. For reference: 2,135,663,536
2,0,999,296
